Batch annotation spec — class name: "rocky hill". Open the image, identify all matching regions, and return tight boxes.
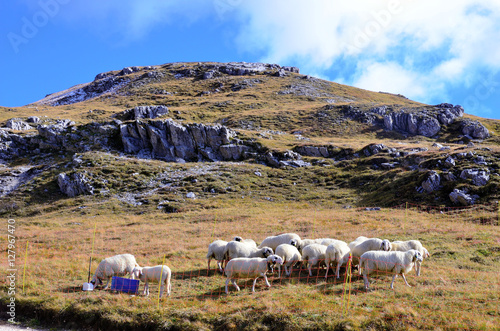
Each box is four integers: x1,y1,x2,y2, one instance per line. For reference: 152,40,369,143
1,61,499,215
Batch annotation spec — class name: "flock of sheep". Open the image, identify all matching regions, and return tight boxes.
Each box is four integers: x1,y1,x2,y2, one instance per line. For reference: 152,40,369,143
90,233,430,296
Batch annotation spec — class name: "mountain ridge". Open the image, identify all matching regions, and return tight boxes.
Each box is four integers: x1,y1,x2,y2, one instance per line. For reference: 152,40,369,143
0,61,499,212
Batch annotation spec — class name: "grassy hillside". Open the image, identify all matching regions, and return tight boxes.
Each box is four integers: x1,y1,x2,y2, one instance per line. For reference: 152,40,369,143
1,62,499,330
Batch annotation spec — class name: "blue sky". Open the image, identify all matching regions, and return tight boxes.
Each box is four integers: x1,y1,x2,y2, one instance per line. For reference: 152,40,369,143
1,0,499,119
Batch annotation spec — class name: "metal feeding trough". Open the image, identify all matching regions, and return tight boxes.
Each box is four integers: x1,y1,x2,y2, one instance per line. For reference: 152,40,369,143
110,276,139,294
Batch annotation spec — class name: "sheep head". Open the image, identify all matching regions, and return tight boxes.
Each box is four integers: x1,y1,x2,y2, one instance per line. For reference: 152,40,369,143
131,267,143,280
381,239,391,251
411,250,424,276
262,247,274,257
267,254,284,272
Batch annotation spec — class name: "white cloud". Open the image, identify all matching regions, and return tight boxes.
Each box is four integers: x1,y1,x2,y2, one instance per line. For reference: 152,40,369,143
232,0,500,107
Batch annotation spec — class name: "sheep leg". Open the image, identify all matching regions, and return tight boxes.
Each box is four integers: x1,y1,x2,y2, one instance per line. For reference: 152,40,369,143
103,277,111,290
207,258,211,272
363,273,370,290
278,265,282,278
226,278,240,294
144,281,150,296
308,263,313,277
252,277,259,292
167,282,171,297
336,262,342,279
253,273,271,292
231,279,240,291
401,273,411,287
324,263,329,279
159,284,164,298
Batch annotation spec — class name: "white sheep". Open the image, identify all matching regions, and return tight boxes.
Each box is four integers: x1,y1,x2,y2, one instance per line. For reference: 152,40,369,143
359,249,423,290
347,236,369,250
301,243,328,276
275,244,302,278
131,265,171,297
324,241,351,279
224,241,274,261
290,238,337,252
91,254,139,289
258,233,301,251
349,237,387,266
381,239,430,263
224,255,283,294
206,237,258,273
290,238,314,252
318,238,345,246
206,239,229,273
233,236,257,247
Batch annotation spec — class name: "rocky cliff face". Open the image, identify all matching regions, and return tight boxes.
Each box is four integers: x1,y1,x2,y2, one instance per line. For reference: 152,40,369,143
120,119,245,162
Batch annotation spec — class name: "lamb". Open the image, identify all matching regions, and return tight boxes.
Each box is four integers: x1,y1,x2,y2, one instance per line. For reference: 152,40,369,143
224,240,274,261
224,255,283,294
324,241,351,279
258,233,301,251
348,237,387,266
131,265,171,297
275,244,302,278
91,254,139,289
359,249,423,290
301,243,328,276
381,239,430,262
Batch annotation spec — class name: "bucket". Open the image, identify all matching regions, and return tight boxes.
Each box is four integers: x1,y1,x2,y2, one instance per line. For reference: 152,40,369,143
110,276,139,294
82,282,94,291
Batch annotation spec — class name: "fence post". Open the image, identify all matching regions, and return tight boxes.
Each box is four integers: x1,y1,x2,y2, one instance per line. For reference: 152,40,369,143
341,254,352,318
87,223,97,283
405,202,408,233
22,241,29,294
158,255,166,309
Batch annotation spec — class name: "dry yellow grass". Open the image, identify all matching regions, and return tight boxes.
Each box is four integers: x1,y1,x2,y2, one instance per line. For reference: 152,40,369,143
2,202,499,329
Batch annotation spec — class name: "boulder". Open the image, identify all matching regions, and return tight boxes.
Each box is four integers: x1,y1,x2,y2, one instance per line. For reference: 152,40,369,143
37,119,75,146
203,70,216,80
384,112,440,137
294,145,330,158
57,172,94,197
444,157,456,168
460,169,490,186
443,172,457,181
5,118,33,131
449,189,477,206
363,144,387,156
27,116,40,123
437,104,464,125
461,120,489,139
133,105,169,119
421,171,441,193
